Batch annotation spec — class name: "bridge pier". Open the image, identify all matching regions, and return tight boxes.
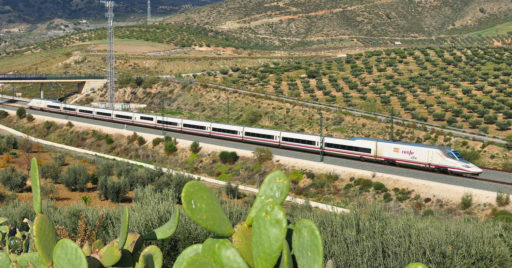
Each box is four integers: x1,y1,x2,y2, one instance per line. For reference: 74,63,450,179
40,83,44,99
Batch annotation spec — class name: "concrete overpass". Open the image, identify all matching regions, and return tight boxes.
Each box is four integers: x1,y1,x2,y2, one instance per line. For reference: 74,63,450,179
0,74,107,98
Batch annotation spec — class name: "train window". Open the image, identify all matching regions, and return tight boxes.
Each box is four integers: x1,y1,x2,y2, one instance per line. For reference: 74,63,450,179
244,132,274,140
157,120,177,126
140,116,154,121
282,137,315,146
325,143,371,154
212,127,238,135
78,109,93,114
47,105,60,109
97,112,112,117
115,114,132,120
183,123,206,130
63,107,76,112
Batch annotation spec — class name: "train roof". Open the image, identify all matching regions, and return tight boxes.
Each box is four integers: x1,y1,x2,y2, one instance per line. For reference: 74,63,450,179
351,137,445,150
33,98,60,103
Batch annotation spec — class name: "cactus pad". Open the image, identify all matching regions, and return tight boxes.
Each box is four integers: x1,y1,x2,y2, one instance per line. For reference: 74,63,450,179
143,205,179,240
172,244,202,268
34,214,57,266
119,206,130,249
14,252,44,268
53,239,88,268
182,255,218,268
30,158,41,214
246,171,289,225
92,240,104,252
181,181,234,237
0,252,10,268
99,241,122,267
279,240,293,268
406,263,428,268
252,203,287,268
114,249,135,267
136,245,163,268
292,219,323,268
201,238,248,268
232,222,254,267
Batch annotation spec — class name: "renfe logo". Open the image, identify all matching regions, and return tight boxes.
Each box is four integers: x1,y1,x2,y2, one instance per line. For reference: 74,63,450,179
402,150,415,156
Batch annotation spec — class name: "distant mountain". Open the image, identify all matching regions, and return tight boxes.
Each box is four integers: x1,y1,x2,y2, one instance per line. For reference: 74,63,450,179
0,0,222,25
166,0,512,43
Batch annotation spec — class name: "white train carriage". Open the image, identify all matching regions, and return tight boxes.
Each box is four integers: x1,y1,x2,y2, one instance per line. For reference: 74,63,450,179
134,113,156,127
112,111,134,123
39,99,62,112
155,116,182,131
181,119,211,135
280,131,321,152
28,99,55,111
355,138,483,175
323,137,376,159
61,104,78,115
76,106,94,116
210,123,244,140
242,127,281,145
93,108,114,120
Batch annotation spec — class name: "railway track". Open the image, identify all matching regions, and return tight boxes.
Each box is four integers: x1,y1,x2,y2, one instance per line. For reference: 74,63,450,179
1,98,511,192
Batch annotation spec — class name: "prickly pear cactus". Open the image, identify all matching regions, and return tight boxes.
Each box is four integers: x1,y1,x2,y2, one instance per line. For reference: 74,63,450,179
181,254,218,268
0,252,10,268
30,158,41,214
246,171,290,225
292,219,323,268
33,214,57,266
143,205,179,240
136,245,163,268
406,263,428,268
118,206,129,249
279,240,293,268
201,238,248,268
252,203,287,268
53,239,88,268
181,181,234,237
232,222,254,267
98,241,122,267
173,244,202,268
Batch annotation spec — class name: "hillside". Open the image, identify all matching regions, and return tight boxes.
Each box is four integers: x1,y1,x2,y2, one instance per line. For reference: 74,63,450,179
0,0,221,25
167,0,512,46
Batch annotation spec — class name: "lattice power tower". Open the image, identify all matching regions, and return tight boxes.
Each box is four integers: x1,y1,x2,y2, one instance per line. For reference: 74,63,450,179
147,0,151,24
101,0,115,109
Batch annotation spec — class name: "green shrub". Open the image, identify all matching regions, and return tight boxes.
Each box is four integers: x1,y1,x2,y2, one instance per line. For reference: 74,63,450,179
503,162,512,171
325,172,339,182
496,190,510,207
16,107,26,119
40,162,61,182
383,192,393,202
5,135,18,150
243,109,263,124
373,181,386,192
164,141,177,155
152,137,163,147
219,151,239,164
0,167,27,193
253,147,273,163
105,136,114,145
190,141,201,154
137,136,146,146
459,149,480,163
461,193,473,210
61,164,90,192
0,110,8,119
54,153,66,167
355,178,373,191
98,176,129,202
224,182,243,199
344,183,354,191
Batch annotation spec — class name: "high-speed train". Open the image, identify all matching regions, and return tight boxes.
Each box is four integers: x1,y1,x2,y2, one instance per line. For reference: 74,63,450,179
28,99,483,175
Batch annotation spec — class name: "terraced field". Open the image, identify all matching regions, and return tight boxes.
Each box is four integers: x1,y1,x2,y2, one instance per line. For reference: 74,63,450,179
205,47,512,136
